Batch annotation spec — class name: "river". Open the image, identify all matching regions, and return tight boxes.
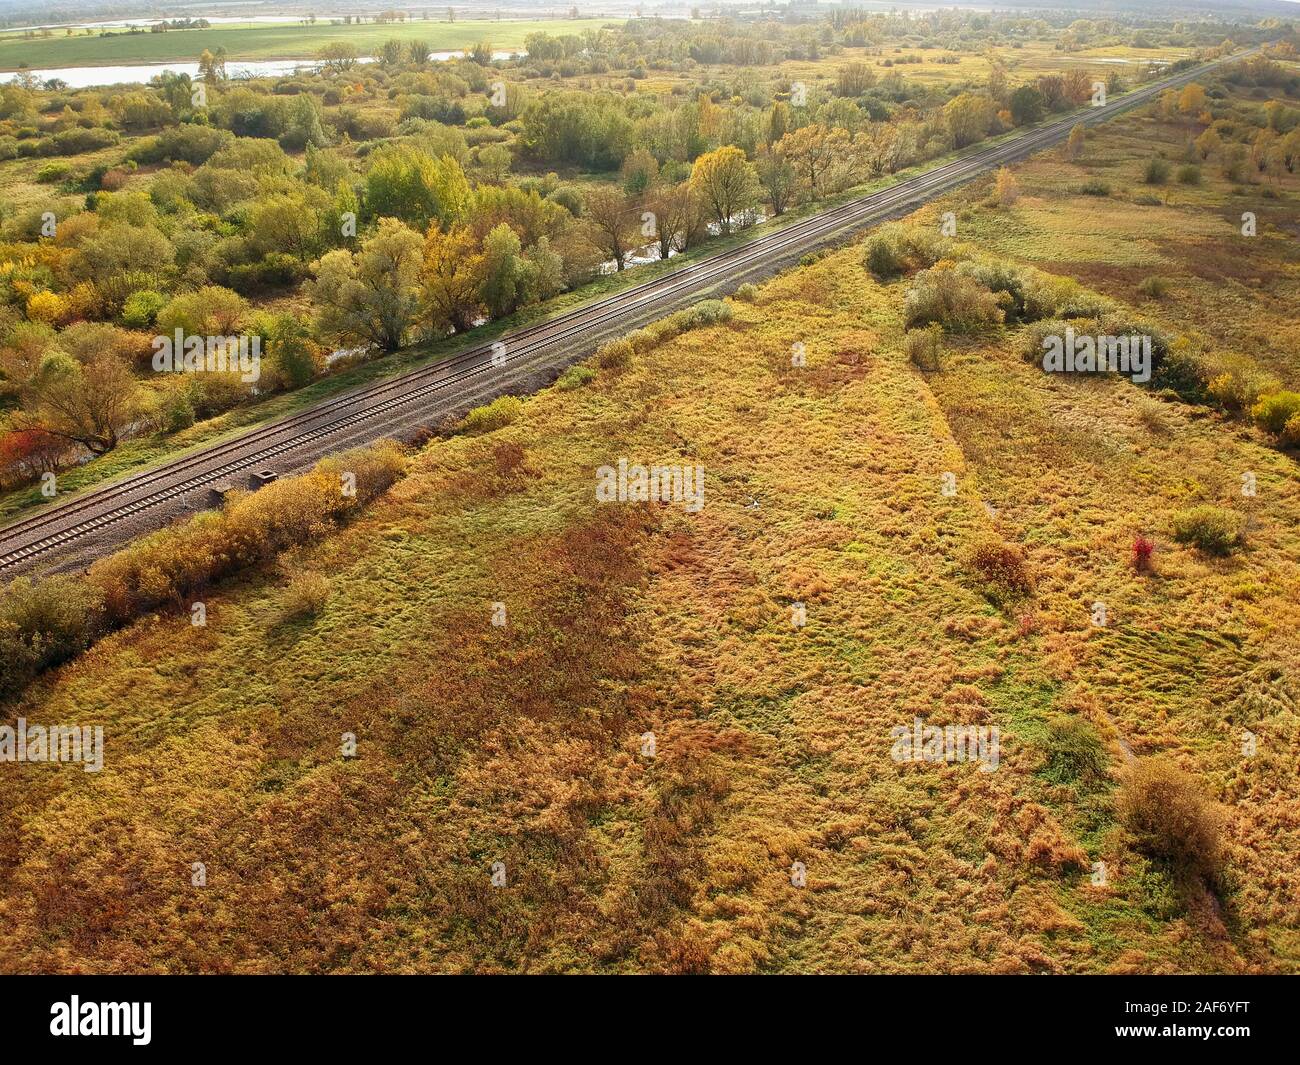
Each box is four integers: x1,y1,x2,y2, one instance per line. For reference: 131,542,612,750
0,50,519,87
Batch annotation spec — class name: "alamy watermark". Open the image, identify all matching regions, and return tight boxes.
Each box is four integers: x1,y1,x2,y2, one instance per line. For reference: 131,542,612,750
0,718,103,773
596,458,705,512
152,329,262,384
50,997,150,1045
1041,326,1151,384
890,717,1000,772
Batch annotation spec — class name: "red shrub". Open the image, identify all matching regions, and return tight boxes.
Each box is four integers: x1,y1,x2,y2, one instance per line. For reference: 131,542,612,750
1132,534,1155,573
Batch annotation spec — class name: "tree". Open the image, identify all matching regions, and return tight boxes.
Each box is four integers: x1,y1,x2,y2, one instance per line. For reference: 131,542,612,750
311,218,425,351
987,64,1008,106
690,146,759,234
198,47,227,84
423,224,485,333
836,61,876,97
380,38,404,66
775,124,854,201
258,313,321,390
304,144,352,190
766,101,790,147
519,92,634,170
1194,127,1223,161
477,143,513,185
620,147,659,196
1062,69,1093,107
470,185,569,246
317,41,359,73
0,427,65,482
943,93,994,149
859,121,907,177
1178,83,1208,118
17,352,142,455
1037,74,1068,112
282,94,328,150
157,286,247,337
755,149,796,217
479,224,527,318
644,182,699,260
1251,129,1278,174
1064,123,1085,161
581,186,638,271
995,167,1019,206
1280,129,1300,173
1009,85,1046,127
78,224,173,284
408,39,432,65
524,32,564,62
364,144,471,231
523,237,565,302
247,189,329,260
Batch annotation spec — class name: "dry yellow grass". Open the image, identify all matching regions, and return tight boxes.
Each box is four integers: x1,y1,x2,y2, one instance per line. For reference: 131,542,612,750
1,81,1297,975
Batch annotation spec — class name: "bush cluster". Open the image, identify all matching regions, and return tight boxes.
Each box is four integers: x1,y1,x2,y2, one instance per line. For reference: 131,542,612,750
1170,504,1243,556
90,442,406,625
1118,757,1225,882
964,537,1035,606
461,394,524,434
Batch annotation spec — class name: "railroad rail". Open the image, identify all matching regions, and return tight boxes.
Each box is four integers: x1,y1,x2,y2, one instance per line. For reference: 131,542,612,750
0,48,1252,574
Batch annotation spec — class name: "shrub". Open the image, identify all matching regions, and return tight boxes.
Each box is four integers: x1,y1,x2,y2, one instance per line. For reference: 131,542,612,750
548,186,583,217
994,166,1019,205
25,290,69,325
36,161,72,184
121,289,167,328
1096,312,1171,374
1040,714,1109,788
280,571,331,620
625,328,657,354
1137,276,1170,299
1143,156,1171,184
0,575,105,698
557,365,596,390
1117,757,1224,881
1250,391,1300,435
160,387,197,432
1283,412,1300,447
596,338,634,370
1153,345,1212,401
904,263,1003,333
1176,164,1202,184
1079,179,1111,196
734,282,758,302
1206,367,1279,414
1132,534,1155,573
864,223,952,280
461,394,524,434
903,324,943,370
1021,274,1113,322
1171,505,1243,556
50,127,118,155
87,442,406,626
965,537,1034,605
679,299,732,328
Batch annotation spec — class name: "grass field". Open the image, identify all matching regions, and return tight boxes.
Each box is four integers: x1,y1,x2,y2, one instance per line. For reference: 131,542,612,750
635,41,1195,97
0,18,604,70
2,78,1297,971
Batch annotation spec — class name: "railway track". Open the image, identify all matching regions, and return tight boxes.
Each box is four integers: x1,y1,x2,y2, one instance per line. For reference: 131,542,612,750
0,49,1250,575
